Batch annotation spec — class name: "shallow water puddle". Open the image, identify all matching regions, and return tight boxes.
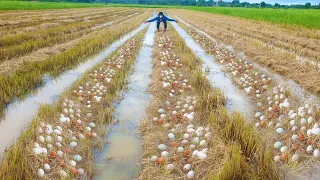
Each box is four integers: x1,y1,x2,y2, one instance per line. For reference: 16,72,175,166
92,20,156,180
170,21,253,119
0,23,148,160
175,16,320,105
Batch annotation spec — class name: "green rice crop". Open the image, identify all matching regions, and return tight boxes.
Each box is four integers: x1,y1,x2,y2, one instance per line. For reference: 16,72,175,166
184,7,320,29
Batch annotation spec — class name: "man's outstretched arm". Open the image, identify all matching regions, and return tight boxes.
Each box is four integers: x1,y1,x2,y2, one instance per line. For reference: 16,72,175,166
145,17,158,23
165,16,178,22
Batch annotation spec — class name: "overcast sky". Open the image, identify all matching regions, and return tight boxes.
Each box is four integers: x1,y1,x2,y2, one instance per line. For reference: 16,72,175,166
227,0,320,4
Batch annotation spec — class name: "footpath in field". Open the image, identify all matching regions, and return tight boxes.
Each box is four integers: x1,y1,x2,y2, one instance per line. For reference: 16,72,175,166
172,18,320,178
138,24,279,179
0,21,151,178
92,19,156,179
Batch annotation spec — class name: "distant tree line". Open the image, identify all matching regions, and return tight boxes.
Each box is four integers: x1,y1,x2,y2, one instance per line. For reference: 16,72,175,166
37,0,320,9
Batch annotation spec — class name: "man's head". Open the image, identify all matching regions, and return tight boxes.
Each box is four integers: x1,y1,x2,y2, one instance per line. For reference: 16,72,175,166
158,12,164,18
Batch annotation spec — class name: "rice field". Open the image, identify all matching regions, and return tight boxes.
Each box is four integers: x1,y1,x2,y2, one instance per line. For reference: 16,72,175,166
0,5,319,180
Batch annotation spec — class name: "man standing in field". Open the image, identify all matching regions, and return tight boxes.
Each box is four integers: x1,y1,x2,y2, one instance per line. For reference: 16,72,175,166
145,12,178,32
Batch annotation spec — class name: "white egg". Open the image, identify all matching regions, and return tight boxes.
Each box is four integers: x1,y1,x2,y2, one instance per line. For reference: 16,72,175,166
197,152,207,160
187,128,195,133
291,154,299,162
192,150,199,157
47,144,53,149
37,169,45,177
255,112,263,118
187,171,195,179
274,142,282,149
69,160,76,167
183,164,191,171
37,127,43,134
187,114,194,121
70,141,77,148
168,133,175,139
54,129,61,135
267,122,273,128
183,133,190,139
199,140,206,146
187,124,194,129
307,145,313,153
59,170,67,177
78,168,84,175
33,147,42,155
161,151,169,157
193,137,200,143
151,156,158,161
190,144,196,149
308,117,314,124
312,128,320,135
92,133,97,137
276,128,284,134
44,164,50,171
177,147,184,153
57,150,63,157
74,155,82,162
290,120,296,126
280,146,287,153
314,149,320,157
274,155,280,162
158,144,167,151
291,134,298,141
39,136,45,143
89,122,96,128
42,148,48,155
290,113,297,119
182,140,189,144
56,136,63,142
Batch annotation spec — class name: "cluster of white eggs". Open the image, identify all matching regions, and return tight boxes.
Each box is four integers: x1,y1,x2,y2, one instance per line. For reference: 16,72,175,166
148,35,213,179
33,38,139,178
187,27,320,164
158,36,174,49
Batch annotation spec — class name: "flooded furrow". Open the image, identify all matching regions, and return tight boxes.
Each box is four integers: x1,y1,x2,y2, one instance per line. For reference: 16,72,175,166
0,23,148,160
170,21,253,120
92,19,156,179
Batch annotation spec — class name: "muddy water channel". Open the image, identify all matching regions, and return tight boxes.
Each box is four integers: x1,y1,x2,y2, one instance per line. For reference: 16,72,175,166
0,23,148,160
170,22,253,120
92,20,156,179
